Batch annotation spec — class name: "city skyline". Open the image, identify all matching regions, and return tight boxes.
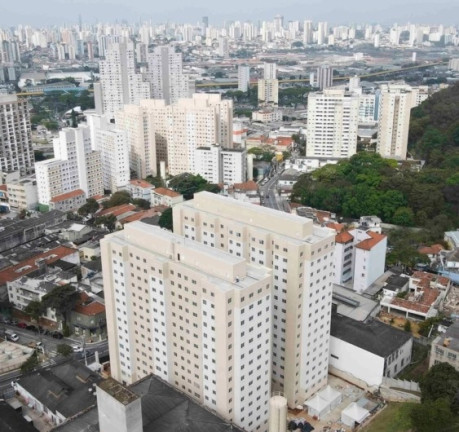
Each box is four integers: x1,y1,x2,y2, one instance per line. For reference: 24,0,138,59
1,0,459,27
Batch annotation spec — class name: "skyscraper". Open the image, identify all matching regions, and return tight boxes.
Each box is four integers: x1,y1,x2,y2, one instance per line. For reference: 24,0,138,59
264,62,277,79
96,41,150,117
258,79,279,106
316,65,334,90
0,95,34,175
306,88,359,158
238,65,250,92
173,192,336,408
101,221,272,432
303,20,313,45
35,125,103,206
377,84,415,160
146,45,191,105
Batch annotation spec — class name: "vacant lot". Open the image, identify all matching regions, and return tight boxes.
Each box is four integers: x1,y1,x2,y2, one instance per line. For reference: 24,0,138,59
360,402,416,432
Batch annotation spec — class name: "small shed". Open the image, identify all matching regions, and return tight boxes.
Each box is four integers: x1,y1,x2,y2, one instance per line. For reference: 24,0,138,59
341,402,370,427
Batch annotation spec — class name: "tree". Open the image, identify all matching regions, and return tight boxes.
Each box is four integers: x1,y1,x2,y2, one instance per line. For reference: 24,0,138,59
420,363,459,409
78,198,99,216
102,191,131,209
24,301,45,322
21,352,39,373
41,284,80,327
133,198,150,210
145,175,164,188
168,173,220,200
404,320,412,332
57,343,73,357
158,208,173,231
392,207,415,226
95,214,117,232
410,398,455,432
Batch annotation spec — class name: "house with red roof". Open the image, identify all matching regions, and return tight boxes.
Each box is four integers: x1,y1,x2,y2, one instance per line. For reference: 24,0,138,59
69,292,106,339
151,187,184,207
126,179,155,202
49,189,86,212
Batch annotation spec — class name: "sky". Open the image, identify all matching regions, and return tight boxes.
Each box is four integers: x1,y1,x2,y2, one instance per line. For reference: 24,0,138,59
1,0,458,27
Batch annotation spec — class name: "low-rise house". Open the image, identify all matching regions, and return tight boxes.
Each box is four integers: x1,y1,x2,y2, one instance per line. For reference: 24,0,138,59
329,313,413,388
12,360,102,427
58,223,93,243
151,187,184,207
69,292,106,339
430,321,459,370
418,244,444,264
126,179,155,202
6,176,38,210
228,180,260,205
49,189,86,212
277,169,301,197
380,271,450,320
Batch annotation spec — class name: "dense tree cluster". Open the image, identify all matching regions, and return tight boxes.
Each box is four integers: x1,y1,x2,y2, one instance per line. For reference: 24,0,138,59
291,152,458,230
168,173,221,200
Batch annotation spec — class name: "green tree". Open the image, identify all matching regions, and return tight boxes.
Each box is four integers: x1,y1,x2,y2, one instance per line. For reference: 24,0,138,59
78,198,99,216
410,398,455,432
21,352,39,373
102,191,131,209
57,344,73,357
420,363,459,408
132,198,150,210
145,175,164,188
392,207,415,226
95,214,117,232
41,284,80,327
158,207,173,231
169,173,220,200
24,301,45,322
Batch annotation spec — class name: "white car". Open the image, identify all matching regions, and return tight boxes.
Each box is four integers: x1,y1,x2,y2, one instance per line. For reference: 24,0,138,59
72,344,83,353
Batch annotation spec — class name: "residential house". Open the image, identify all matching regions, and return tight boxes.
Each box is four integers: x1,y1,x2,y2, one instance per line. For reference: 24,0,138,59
429,321,459,370
69,292,106,339
151,187,184,207
126,179,155,202
49,189,86,212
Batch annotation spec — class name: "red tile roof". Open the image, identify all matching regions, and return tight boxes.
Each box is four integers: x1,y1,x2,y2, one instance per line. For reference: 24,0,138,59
327,222,345,233
97,203,136,218
153,187,181,198
120,208,161,224
335,231,354,244
129,179,154,189
0,246,78,284
418,244,444,255
50,189,85,203
0,185,7,191
390,286,440,314
233,181,259,191
355,231,386,251
74,292,105,316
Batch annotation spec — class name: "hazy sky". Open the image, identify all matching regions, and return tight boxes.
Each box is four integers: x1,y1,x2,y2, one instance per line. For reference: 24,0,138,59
1,0,458,27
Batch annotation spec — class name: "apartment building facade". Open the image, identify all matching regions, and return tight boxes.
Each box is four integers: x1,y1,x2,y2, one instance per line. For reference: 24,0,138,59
101,222,272,432
173,192,336,407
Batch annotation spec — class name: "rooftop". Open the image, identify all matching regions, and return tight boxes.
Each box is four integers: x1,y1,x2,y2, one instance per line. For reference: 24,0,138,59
330,313,412,358
50,189,85,203
98,378,139,405
153,187,181,198
73,292,105,316
433,321,459,353
355,231,386,251
336,231,353,244
129,179,154,189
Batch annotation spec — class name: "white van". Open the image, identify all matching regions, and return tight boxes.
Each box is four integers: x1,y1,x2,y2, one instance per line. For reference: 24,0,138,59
5,329,19,342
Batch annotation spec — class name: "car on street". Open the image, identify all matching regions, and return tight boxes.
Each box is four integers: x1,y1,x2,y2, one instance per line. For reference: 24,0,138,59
52,331,64,339
26,325,37,331
72,344,83,353
5,330,19,342
17,322,27,329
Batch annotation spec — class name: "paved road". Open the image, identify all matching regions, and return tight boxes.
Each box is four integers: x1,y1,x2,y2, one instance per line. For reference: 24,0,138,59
259,164,290,213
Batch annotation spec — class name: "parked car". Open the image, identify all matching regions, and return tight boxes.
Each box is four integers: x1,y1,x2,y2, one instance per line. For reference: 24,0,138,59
72,344,83,353
52,331,63,339
5,330,19,342
26,325,37,332
17,322,27,329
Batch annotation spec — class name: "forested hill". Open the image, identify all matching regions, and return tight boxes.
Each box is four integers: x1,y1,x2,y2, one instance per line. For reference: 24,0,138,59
409,81,459,166
291,83,459,235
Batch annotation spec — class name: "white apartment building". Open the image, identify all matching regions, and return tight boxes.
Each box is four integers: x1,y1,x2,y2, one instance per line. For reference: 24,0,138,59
101,222,273,432
0,94,34,175
238,65,250,92
264,62,277,79
96,41,151,117
173,192,336,408
194,145,247,185
316,65,333,90
87,113,130,192
6,176,38,210
376,83,415,160
146,45,191,105
358,94,378,123
117,94,233,177
35,125,103,207
303,21,313,45
150,187,184,207
258,79,279,106
306,89,359,158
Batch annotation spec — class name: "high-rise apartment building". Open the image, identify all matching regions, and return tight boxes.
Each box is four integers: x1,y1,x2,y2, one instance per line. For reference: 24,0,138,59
96,41,150,117
306,88,359,158
258,79,279,106
173,192,336,408
238,65,250,92
35,125,103,206
194,145,247,185
0,95,34,175
146,45,191,105
101,221,273,432
87,114,130,192
316,65,333,90
303,20,313,44
116,94,233,177
263,62,277,80
377,84,415,160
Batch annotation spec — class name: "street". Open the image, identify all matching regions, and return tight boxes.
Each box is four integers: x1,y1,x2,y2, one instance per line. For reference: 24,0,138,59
259,163,290,213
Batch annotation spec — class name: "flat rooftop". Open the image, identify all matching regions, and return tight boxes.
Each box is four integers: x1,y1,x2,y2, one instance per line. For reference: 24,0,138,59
98,378,139,405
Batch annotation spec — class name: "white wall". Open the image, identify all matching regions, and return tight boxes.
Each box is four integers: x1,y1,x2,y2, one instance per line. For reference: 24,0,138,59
329,336,385,387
